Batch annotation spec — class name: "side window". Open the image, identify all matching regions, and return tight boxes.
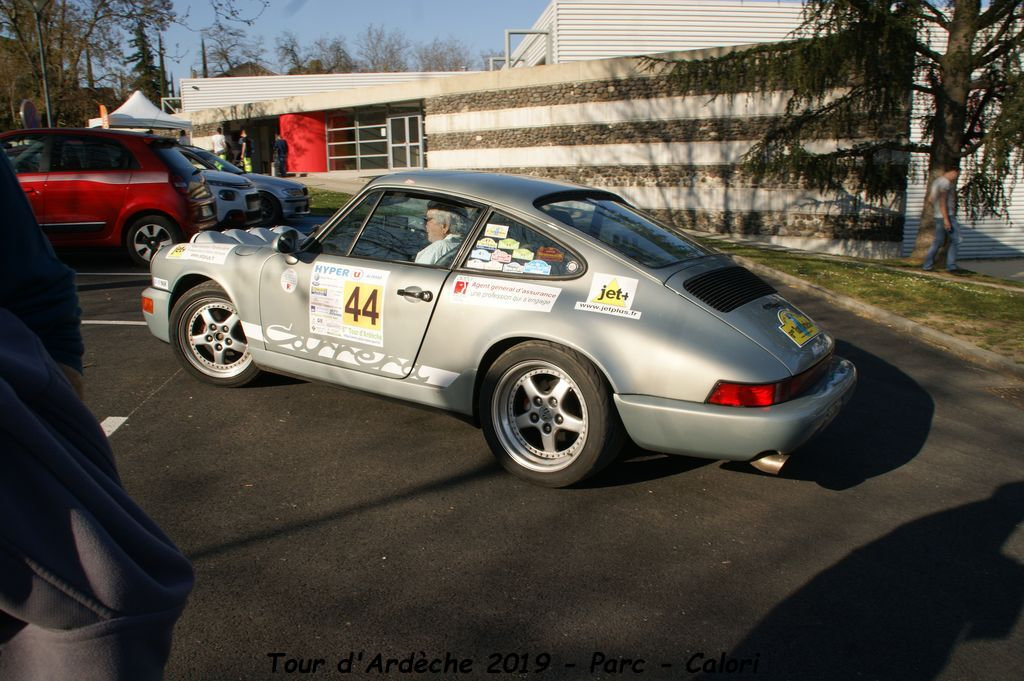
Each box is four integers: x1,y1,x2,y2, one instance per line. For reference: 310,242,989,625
349,192,480,266
321,191,380,256
460,212,583,277
3,135,46,174
53,137,135,172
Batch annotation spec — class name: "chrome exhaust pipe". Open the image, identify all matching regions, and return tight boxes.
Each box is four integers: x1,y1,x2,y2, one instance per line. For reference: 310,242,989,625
749,452,789,475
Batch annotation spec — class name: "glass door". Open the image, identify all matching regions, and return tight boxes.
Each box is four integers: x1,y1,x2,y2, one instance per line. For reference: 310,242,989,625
387,115,423,169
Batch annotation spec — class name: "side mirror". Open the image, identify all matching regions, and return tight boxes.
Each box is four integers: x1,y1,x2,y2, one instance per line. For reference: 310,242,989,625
272,229,299,254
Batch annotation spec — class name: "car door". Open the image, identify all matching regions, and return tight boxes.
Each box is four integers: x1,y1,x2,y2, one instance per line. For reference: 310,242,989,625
258,189,482,379
2,133,49,222
43,134,132,241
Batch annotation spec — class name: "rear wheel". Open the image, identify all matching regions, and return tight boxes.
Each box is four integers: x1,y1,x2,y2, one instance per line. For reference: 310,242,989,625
258,192,283,226
170,282,260,387
126,215,181,266
480,341,624,487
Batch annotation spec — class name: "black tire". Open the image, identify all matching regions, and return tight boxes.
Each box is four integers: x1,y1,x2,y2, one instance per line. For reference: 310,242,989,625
126,215,182,267
170,282,260,387
258,192,283,226
480,341,625,487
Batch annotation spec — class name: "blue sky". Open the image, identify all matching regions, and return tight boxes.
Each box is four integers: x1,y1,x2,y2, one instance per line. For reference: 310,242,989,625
165,0,554,77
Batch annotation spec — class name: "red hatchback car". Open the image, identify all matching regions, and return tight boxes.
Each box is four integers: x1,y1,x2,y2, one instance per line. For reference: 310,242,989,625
1,128,217,265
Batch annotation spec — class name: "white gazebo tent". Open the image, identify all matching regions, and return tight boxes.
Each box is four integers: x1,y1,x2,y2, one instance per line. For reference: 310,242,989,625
88,90,192,130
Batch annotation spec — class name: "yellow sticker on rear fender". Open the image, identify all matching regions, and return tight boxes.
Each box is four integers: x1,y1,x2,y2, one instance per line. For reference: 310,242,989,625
778,309,819,347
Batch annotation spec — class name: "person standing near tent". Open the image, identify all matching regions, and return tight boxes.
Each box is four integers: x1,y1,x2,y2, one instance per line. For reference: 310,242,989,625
273,132,289,177
239,129,254,172
177,129,190,145
211,127,227,160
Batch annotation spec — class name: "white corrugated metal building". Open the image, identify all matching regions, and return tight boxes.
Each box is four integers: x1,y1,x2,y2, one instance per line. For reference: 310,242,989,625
509,0,806,66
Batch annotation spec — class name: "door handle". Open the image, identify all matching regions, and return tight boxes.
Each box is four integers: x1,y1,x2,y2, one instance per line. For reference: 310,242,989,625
397,287,433,302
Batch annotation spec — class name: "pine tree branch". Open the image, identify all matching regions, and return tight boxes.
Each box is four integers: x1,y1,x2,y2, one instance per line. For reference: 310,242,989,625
977,0,1021,31
975,7,1024,63
912,1,951,28
977,23,1024,67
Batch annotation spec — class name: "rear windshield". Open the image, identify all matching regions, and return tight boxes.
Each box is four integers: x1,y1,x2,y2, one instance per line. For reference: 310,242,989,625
537,196,708,268
153,145,201,178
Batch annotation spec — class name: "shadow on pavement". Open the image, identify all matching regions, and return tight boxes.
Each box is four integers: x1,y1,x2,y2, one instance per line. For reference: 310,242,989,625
725,340,934,490
701,482,1024,680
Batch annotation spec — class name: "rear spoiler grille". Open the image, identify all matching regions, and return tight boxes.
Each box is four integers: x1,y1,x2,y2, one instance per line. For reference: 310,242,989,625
683,266,776,312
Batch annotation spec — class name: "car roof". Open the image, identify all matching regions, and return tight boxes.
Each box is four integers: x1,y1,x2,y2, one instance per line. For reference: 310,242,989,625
366,170,622,208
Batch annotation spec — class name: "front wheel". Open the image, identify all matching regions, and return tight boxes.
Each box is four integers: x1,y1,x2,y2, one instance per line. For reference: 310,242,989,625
126,215,181,267
480,341,625,487
258,192,283,226
170,282,260,387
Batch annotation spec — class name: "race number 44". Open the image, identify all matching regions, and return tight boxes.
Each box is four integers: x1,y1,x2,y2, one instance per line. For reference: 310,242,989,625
343,283,381,328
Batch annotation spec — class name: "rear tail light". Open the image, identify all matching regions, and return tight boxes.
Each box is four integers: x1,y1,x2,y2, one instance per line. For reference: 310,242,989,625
707,355,832,407
170,173,189,195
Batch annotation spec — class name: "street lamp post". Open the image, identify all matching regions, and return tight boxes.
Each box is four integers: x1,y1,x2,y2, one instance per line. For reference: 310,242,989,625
31,0,53,127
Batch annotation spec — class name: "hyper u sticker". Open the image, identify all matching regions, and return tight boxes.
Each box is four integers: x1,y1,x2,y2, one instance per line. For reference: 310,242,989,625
309,263,389,347
476,238,498,250
574,273,642,320
777,308,820,347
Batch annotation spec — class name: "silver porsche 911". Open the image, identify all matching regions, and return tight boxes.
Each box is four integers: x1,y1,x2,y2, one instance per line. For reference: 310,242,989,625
142,171,856,487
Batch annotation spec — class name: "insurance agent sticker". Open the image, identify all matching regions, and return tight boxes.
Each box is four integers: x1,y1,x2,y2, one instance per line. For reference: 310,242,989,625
451,275,560,312
777,308,820,347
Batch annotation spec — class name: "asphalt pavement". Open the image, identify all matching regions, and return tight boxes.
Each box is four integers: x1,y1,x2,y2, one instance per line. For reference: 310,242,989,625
62,243,1024,681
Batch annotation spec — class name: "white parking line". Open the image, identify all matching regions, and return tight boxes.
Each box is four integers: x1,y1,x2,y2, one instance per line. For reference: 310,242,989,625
75,272,146,277
82,320,147,326
99,368,182,439
101,416,128,436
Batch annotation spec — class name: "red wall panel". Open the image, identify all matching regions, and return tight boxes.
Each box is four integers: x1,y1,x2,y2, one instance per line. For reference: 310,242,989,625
279,112,326,173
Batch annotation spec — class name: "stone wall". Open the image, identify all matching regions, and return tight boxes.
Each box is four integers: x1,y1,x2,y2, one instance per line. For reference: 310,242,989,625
423,71,906,247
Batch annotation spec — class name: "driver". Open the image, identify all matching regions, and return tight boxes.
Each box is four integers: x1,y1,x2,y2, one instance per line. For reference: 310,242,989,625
415,202,469,265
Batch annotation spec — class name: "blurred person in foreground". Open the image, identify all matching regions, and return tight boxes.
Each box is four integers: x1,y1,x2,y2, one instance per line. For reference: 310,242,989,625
0,154,194,680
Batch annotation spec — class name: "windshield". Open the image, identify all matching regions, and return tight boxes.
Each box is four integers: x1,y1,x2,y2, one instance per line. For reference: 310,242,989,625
186,147,244,174
537,196,709,268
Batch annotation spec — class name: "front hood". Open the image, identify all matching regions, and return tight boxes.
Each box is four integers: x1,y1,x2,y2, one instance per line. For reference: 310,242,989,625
202,169,253,189
243,173,305,191
664,257,833,375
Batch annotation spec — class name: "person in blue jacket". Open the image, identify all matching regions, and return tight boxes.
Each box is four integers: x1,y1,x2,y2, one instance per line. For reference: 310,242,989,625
0,154,194,680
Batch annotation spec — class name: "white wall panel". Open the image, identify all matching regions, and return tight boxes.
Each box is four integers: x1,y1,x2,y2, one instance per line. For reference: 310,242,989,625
427,139,852,169
180,72,473,112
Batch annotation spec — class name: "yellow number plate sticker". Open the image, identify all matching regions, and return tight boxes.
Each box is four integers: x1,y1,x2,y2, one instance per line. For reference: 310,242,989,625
778,308,819,347
343,282,382,330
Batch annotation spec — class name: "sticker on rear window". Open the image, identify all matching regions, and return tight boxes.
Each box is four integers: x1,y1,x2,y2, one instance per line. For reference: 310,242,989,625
778,309,819,347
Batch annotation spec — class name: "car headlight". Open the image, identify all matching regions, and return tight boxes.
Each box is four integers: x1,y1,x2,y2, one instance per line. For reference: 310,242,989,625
284,188,305,197
218,189,237,201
